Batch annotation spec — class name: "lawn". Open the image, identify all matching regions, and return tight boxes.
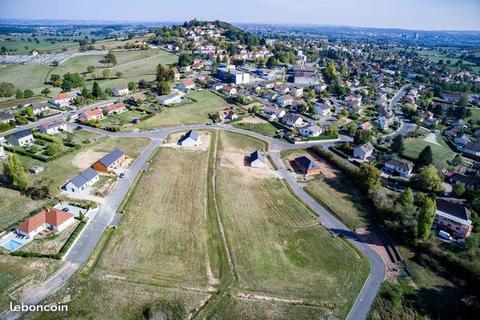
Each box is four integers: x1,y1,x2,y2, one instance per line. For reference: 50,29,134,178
0,64,52,94
233,121,279,136
467,108,480,122
304,171,369,230
0,255,62,311
96,145,211,288
139,90,232,128
215,131,370,318
99,110,145,128
403,134,456,168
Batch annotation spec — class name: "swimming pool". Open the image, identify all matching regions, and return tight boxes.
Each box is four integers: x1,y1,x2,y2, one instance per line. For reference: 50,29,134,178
1,239,25,252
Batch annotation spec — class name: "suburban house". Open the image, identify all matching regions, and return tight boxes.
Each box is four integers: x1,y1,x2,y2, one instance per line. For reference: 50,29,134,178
274,85,289,94
179,130,200,147
16,208,75,239
49,92,78,107
463,142,480,157
292,87,303,97
217,109,238,122
177,78,196,91
7,129,34,147
30,103,49,115
358,121,374,131
220,85,237,96
263,91,278,102
282,113,303,127
446,172,480,189
103,102,127,115
453,133,470,146
79,109,104,122
92,148,126,173
129,92,146,103
250,150,266,168
295,156,321,176
383,159,413,178
353,142,374,160
112,85,129,97
38,119,67,135
262,106,286,120
375,116,394,130
314,102,332,117
345,95,362,111
61,167,99,193
158,91,184,105
277,94,293,107
0,111,14,124
299,124,323,137
434,198,473,239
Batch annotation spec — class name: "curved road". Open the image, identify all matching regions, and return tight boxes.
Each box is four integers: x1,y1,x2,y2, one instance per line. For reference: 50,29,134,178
1,123,386,320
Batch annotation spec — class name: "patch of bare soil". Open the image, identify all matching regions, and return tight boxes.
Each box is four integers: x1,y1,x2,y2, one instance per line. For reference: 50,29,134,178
72,151,106,169
163,131,211,151
220,151,276,182
356,228,393,276
237,116,269,124
286,151,338,179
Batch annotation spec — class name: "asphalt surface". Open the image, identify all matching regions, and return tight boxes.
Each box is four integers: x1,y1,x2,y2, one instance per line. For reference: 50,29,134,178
1,123,385,320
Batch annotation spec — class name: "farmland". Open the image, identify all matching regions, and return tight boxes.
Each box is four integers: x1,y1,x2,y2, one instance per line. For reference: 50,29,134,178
138,91,233,128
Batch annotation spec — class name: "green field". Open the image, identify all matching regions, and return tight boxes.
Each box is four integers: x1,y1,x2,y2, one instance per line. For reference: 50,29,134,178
467,108,480,122
214,131,370,318
139,90,233,128
233,121,279,136
0,48,177,96
403,134,456,168
0,37,79,55
304,170,369,230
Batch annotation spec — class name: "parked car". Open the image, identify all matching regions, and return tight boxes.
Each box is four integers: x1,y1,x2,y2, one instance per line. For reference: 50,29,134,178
438,230,453,241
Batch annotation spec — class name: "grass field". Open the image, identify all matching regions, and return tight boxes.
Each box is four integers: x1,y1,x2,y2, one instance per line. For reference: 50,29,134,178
403,134,456,168
304,171,369,230
139,90,233,128
467,108,480,122
96,146,210,288
0,256,62,311
214,131,370,318
0,48,177,96
0,37,79,55
233,121,279,136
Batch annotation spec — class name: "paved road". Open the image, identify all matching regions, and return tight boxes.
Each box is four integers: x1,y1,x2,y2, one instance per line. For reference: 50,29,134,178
1,124,385,320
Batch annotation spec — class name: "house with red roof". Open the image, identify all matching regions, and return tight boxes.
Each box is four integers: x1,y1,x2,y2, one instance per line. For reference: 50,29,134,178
49,92,78,107
16,208,75,238
79,108,104,122
177,78,196,91
103,102,127,115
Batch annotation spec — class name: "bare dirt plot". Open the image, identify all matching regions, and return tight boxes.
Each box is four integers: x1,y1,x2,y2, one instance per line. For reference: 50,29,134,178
215,131,370,318
72,151,107,169
96,147,211,289
237,116,270,124
164,131,211,151
285,150,337,179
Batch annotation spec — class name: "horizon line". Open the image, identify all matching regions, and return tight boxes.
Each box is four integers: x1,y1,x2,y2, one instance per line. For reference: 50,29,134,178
0,18,479,33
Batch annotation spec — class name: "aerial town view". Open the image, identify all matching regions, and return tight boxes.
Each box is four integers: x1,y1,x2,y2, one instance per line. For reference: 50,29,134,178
0,0,479,319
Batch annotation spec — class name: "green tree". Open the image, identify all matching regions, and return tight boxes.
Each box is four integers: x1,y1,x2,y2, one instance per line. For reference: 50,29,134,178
23,89,34,99
102,52,117,67
415,146,433,170
3,154,28,190
157,81,171,95
15,89,23,99
102,69,112,79
92,81,102,99
358,163,381,191
417,194,436,241
41,87,51,96
391,135,405,155
87,65,95,73
25,107,34,116
0,82,16,97
115,71,123,78
452,182,466,198
397,187,414,208
414,165,443,192
45,142,64,156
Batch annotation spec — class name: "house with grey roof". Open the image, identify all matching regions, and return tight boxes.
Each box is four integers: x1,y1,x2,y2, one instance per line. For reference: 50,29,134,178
250,150,266,168
93,148,126,172
7,129,34,147
434,198,473,239
353,142,374,160
30,103,49,115
179,130,200,147
61,167,99,193
0,112,15,124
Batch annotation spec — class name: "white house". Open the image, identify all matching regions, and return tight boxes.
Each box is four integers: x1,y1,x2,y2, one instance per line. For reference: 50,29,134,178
61,167,99,193
0,112,15,124
177,79,196,91
7,129,34,147
282,113,303,127
112,85,129,97
49,92,78,107
16,208,75,239
250,150,266,168
30,103,49,115
375,116,394,130
299,124,323,137
179,130,200,147
353,142,374,160
38,119,67,135
277,94,293,107
158,91,184,105
314,102,332,117
383,159,413,178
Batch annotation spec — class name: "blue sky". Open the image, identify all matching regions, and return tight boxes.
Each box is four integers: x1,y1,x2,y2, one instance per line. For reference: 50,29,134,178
0,0,479,31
